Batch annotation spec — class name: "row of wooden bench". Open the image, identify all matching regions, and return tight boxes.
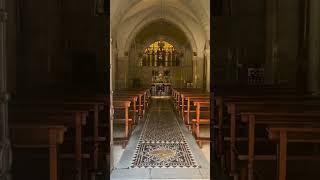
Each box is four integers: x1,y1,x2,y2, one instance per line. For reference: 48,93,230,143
112,89,151,147
214,87,320,180
171,88,211,147
9,88,150,180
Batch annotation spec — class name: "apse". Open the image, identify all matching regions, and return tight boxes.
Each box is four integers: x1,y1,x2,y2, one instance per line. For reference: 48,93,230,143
126,20,194,89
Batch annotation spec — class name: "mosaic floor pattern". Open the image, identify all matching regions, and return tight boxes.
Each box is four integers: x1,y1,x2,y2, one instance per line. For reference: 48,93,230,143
130,99,199,168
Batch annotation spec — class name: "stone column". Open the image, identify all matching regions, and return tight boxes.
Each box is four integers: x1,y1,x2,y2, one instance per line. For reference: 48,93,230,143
307,0,320,94
205,49,210,92
197,56,204,89
265,0,279,84
192,56,198,88
109,36,114,171
296,0,309,93
0,0,12,179
118,55,129,89
112,47,117,91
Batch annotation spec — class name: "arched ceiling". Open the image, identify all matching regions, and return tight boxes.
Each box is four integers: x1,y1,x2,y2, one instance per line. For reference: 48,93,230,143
110,0,210,57
134,20,191,51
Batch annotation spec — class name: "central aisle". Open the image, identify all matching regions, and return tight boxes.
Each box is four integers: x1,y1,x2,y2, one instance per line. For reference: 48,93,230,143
111,98,210,179
131,99,199,168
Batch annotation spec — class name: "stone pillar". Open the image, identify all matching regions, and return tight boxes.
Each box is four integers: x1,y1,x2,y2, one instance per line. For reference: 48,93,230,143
265,0,278,84
0,0,12,179
112,47,117,91
296,0,309,93
109,36,114,171
6,0,16,94
192,56,198,88
117,55,129,89
307,0,320,95
47,0,54,85
205,49,210,92
197,56,204,89
192,55,204,89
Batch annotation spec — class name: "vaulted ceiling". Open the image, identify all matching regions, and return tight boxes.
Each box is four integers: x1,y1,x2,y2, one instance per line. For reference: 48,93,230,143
135,20,190,50
110,0,210,56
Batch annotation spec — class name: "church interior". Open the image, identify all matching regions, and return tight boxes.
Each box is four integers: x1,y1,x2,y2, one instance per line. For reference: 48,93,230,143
0,0,320,180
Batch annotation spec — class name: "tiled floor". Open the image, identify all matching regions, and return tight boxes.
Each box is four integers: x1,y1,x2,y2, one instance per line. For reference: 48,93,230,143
111,98,210,179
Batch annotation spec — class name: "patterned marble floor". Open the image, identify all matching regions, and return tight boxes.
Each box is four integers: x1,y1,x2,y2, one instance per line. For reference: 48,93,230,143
111,98,210,179
131,100,199,168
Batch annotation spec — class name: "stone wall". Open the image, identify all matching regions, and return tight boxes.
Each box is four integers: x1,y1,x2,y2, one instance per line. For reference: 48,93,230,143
213,0,310,88
13,0,107,93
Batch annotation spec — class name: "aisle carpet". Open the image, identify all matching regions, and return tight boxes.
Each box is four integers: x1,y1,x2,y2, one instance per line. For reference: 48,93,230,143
130,100,199,168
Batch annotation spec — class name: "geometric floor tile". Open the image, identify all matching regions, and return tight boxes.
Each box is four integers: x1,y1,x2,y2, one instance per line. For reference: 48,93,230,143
130,99,200,168
130,142,200,168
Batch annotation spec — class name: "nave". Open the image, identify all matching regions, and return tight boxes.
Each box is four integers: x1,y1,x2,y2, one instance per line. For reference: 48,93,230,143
3,0,320,180
6,87,211,180
111,98,210,180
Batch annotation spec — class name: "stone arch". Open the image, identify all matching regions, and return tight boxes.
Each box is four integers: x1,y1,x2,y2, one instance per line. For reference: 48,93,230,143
124,16,198,56
111,0,209,37
138,35,186,53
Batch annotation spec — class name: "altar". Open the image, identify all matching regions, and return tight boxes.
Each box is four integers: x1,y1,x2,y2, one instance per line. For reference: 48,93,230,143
150,69,172,97
151,83,171,96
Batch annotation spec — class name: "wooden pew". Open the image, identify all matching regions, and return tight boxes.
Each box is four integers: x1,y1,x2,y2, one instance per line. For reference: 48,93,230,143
11,101,106,169
192,99,210,147
113,100,131,148
172,89,205,112
240,112,320,180
10,89,111,179
10,111,87,180
170,89,210,148
57,96,109,179
113,95,138,124
10,96,108,180
171,89,201,108
115,89,149,117
215,97,320,158
182,94,209,125
10,124,66,180
268,127,320,180
222,100,320,178
181,93,209,110
212,85,315,178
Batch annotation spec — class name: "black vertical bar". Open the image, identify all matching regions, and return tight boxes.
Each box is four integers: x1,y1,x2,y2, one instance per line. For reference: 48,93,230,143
104,0,110,179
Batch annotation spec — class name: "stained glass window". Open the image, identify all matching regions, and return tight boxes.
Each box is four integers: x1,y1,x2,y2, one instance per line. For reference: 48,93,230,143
141,41,180,67
144,41,175,53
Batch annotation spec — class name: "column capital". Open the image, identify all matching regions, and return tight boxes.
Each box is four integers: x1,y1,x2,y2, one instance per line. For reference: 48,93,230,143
0,9,8,22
